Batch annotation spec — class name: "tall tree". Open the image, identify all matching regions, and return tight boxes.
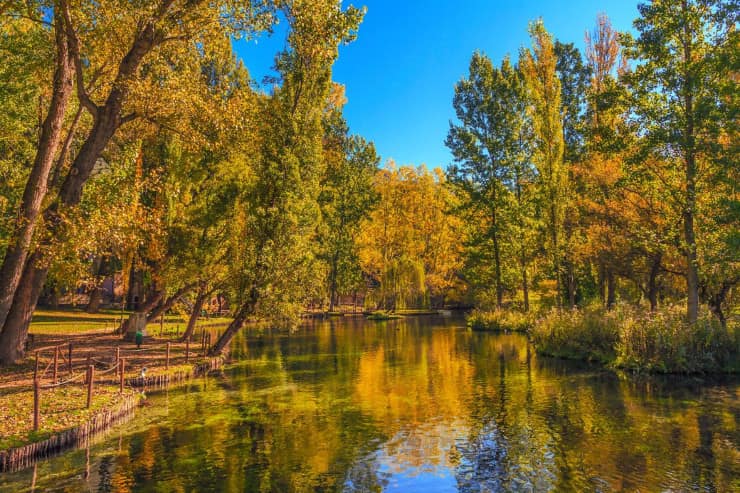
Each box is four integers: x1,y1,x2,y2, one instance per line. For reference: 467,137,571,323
0,0,276,363
318,86,380,311
520,20,566,307
554,40,589,307
210,0,365,355
623,0,738,322
446,53,522,308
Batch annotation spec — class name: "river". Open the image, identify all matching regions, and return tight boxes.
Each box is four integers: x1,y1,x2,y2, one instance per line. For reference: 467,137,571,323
1,315,738,492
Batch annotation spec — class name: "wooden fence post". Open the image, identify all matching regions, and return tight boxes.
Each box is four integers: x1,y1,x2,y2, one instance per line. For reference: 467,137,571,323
115,347,120,365
166,342,170,371
53,346,59,383
185,337,189,363
68,343,73,376
33,379,40,431
87,365,94,409
119,358,125,393
34,351,39,381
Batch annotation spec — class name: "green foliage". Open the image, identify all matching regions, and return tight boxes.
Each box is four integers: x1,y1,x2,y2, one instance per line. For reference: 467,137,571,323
466,309,533,332
530,304,739,373
530,306,621,363
616,308,739,373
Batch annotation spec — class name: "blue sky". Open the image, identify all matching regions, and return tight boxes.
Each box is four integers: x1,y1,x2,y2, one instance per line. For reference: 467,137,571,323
234,1,640,169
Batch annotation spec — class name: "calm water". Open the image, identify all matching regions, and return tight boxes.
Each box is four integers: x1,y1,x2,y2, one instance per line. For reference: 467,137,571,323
1,316,738,492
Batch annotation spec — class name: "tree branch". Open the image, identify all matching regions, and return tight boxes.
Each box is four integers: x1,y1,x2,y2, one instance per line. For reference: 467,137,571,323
61,0,99,119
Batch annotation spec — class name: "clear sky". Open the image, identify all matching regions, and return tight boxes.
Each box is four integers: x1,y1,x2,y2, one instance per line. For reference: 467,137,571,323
234,1,640,170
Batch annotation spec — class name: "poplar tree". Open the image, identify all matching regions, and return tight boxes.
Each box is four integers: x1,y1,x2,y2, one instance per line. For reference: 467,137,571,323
520,20,565,307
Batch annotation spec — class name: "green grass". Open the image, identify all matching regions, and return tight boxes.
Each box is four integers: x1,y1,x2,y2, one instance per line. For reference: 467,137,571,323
0,384,139,450
29,308,233,335
529,304,739,373
467,309,533,332
366,311,404,320
615,307,739,373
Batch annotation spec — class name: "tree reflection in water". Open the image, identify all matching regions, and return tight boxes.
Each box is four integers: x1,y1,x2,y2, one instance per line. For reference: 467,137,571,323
1,316,737,493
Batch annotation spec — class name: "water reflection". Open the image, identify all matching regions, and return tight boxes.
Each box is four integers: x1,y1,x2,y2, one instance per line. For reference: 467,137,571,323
1,316,738,492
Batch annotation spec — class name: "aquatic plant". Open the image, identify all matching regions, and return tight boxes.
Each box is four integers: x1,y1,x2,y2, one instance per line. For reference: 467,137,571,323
529,306,621,363
530,304,739,373
467,309,533,332
615,307,739,373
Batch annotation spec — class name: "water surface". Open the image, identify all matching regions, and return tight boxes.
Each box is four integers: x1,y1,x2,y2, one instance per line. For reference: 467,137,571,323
1,316,738,492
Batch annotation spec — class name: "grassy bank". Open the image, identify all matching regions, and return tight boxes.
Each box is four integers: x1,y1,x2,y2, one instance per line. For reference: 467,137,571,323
30,307,232,335
529,305,739,373
466,309,534,332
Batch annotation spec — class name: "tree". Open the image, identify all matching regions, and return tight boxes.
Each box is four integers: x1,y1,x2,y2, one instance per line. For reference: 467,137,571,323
0,0,276,363
623,0,738,322
358,164,464,310
318,87,380,312
446,53,523,308
554,40,589,307
520,20,566,307
209,0,365,355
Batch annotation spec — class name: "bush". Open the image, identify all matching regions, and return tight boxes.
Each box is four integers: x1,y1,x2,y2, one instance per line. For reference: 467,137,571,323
466,309,533,332
529,306,622,363
615,307,739,373
528,304,739,373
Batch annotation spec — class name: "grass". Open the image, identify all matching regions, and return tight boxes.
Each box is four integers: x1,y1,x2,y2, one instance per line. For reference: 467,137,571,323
0,384,138,450
366,311,404,320
30,308,125,334
467,309,534,332
529,304,739,373
30,307,232,335
529,306,621,364
615,307,739,373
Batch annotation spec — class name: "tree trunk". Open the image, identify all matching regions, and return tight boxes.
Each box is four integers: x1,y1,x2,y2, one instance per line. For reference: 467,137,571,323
116,290,163,335
566,261,576,308
0,21,166,359
647,253,661,312
606,270,616,310
86,287,103,314
550,201,561,308
209,293,256,356
521,262,530,313
684,176,699,323
0,253,48,364
491,211,503,308
682,15,699,324
146,284,194,324
0,11,73,334
328,254,338,312
85,256,106,313
181,286,207,342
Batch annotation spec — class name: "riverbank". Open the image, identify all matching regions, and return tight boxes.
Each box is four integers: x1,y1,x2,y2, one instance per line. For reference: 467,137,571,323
468,305,739,374
0,331,225,472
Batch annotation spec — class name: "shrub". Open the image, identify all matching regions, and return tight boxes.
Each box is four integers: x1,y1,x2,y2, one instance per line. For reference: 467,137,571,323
615,307,739,373
529,306,622,363
466,309,533,332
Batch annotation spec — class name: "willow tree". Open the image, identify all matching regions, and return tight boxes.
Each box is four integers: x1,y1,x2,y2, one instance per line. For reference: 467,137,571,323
520,20,565,307
0,0,275,364
358,165,463,310
210,0,365,355
623,0,738,323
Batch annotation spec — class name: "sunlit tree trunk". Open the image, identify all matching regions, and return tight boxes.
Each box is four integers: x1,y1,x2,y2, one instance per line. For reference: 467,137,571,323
0,9,73,337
